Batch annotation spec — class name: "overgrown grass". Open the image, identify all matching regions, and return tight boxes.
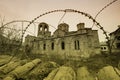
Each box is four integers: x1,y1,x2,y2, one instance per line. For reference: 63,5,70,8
1,51,120,76
27,52,120,70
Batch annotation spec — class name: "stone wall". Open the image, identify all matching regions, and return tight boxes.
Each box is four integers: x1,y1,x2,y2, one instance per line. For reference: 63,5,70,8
25,22,100,58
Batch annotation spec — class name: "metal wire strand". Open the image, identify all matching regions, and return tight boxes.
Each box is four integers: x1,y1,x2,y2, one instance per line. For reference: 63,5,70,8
91,0,119,28
58,12,66,24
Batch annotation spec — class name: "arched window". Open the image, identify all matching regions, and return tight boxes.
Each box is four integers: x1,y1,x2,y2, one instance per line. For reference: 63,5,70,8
61,41,65,50
44,25,48,32
74,41,76,50
40,27,42,31
74,40,80,50
51,42,54,50
39,25,42,31
45,28,47,31
77,40,80,50
43,43,46,50
104,47,106,50
101,47,103,50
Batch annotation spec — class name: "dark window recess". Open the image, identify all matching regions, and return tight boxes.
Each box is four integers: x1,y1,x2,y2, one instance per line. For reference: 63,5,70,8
39,25,42,31
74,41,77,50
101,47,103,50
51,42,54,50
74,40,80,50
61,41,65,50
116,43,120,49
43,43,46,50
45,25,48,28
44,25,48,31
117,36,120,40
77,40,80,50
104,47,106,49
34,39,36,41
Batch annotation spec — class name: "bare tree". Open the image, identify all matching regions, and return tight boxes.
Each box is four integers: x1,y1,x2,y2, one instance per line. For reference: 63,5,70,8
0,16,21,53
0,15,5,35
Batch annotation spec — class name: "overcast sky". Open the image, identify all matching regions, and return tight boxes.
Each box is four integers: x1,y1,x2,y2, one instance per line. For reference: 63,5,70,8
0,0,120,41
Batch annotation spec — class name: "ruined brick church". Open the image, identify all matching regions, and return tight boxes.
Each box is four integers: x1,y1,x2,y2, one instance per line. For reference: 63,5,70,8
25,22,100,58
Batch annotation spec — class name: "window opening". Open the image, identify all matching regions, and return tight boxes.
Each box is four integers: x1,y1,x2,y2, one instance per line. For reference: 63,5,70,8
51,42,54,50
61,41,65,50
43,43,46,50
104,47,106,49
74,40,80,50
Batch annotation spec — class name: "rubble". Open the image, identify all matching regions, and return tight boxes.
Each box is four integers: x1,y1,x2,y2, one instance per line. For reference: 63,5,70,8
0,55,120,80
44,66,76,80
26,61,59,80
3,59,41,80
97,66,120,80
76,67,95,80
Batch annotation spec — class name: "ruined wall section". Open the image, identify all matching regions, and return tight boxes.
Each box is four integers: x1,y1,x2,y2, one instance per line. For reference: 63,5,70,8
25,22,100,58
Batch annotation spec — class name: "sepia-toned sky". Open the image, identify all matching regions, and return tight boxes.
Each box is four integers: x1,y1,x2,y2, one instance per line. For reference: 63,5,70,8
0,0,120,41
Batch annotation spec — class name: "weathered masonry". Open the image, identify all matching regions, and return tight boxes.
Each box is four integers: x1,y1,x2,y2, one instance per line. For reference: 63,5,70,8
25,22,100,58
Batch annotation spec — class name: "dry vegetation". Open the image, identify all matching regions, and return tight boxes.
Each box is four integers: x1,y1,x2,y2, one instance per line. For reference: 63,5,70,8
0,51,120,80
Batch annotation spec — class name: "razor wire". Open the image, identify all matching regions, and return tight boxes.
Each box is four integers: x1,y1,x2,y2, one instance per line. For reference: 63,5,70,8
0,9,111,62
92,0,119,28
21,9,109,46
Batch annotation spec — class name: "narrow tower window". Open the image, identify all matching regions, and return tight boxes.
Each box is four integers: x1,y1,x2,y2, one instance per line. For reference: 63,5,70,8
74,40,80,50
51,42,54,50
39,25,42,31
43,43,46,50
74,41,77,50
77,40,80,50
61,41,65,50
